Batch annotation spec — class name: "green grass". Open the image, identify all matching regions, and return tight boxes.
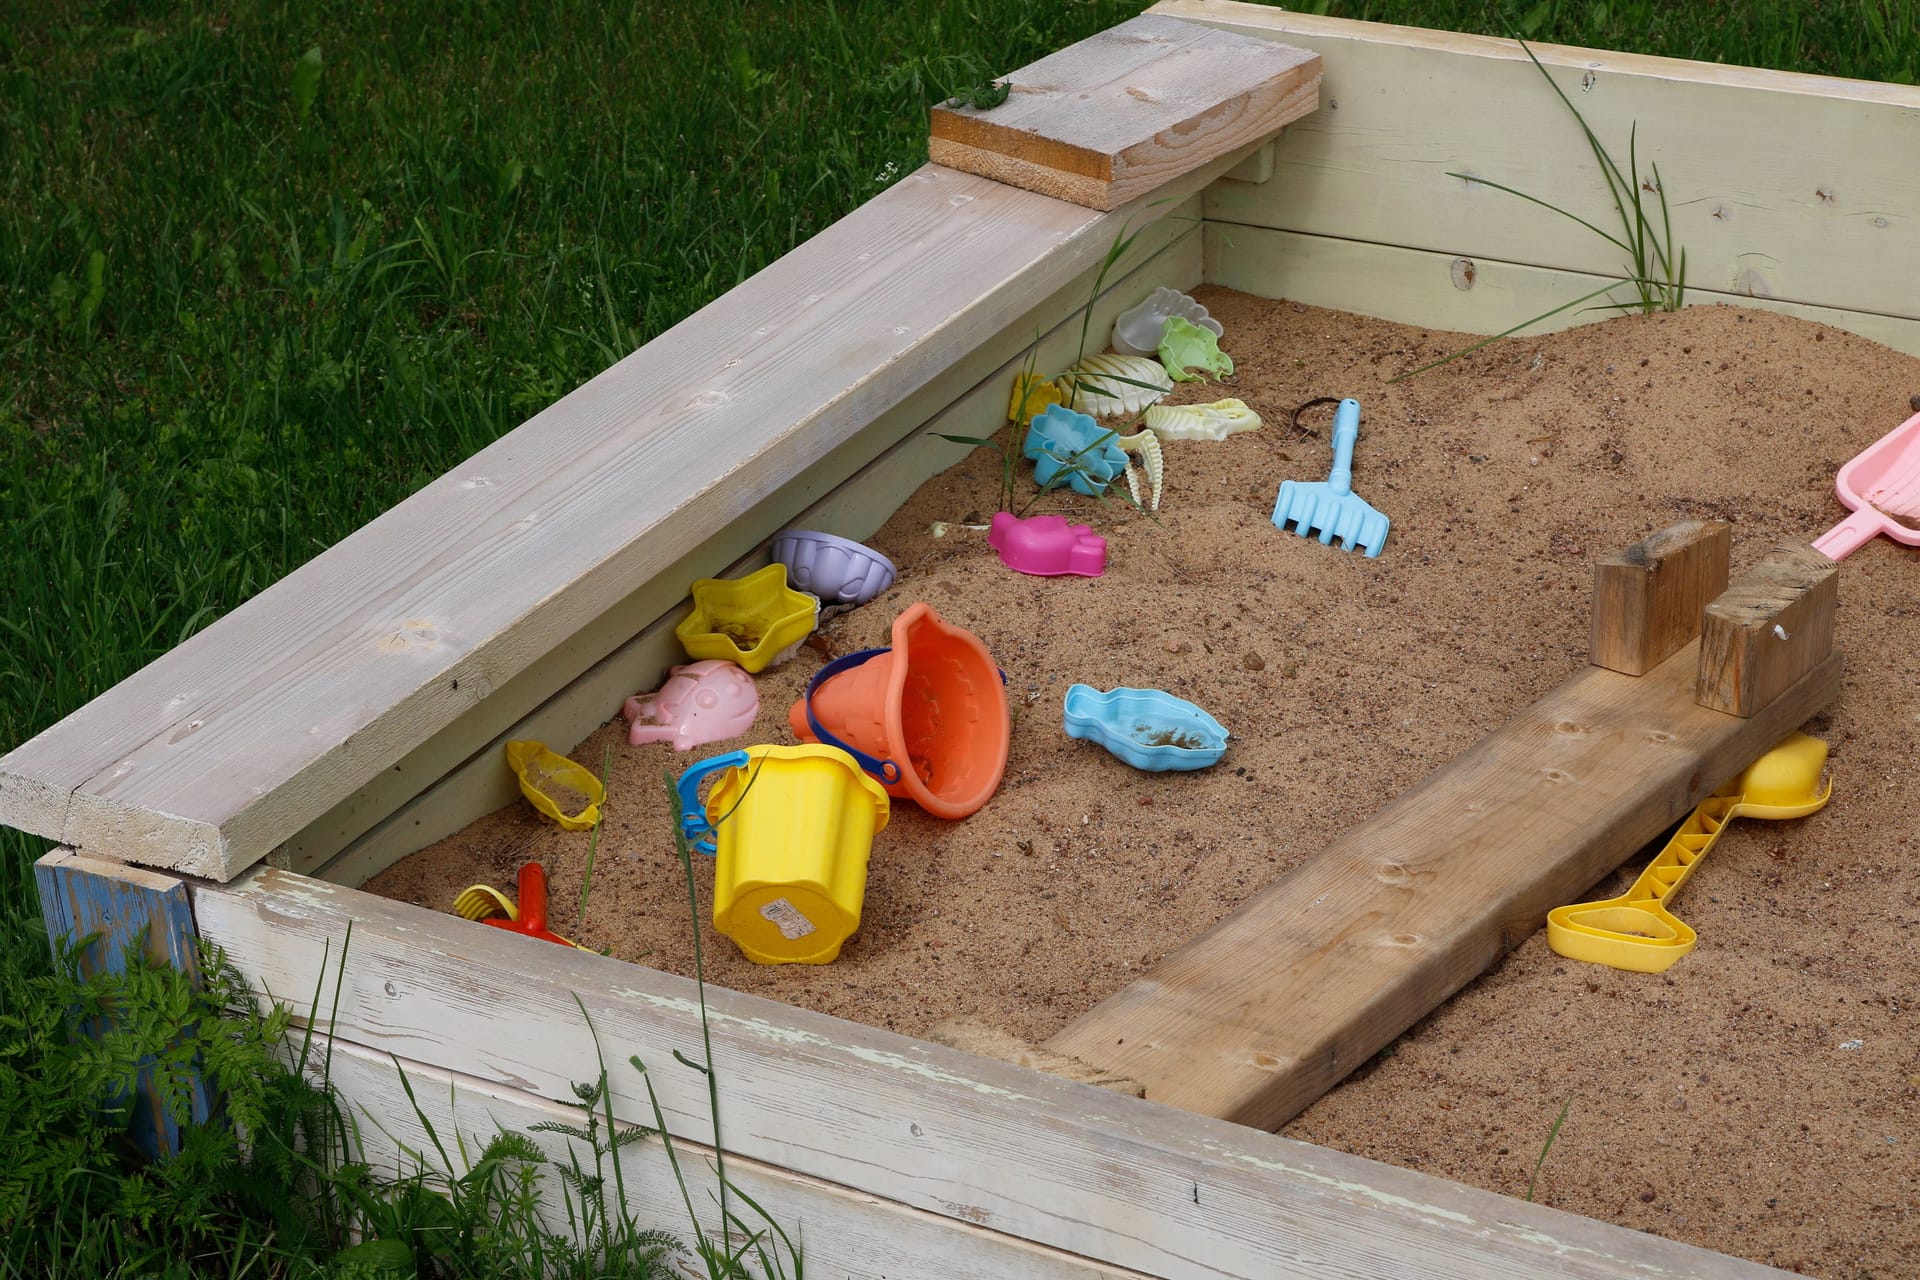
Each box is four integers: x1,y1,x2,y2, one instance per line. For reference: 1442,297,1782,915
0,0,1911,1273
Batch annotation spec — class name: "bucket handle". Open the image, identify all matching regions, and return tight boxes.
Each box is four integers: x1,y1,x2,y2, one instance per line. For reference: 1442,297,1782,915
673,750,750,856
802,649,905,785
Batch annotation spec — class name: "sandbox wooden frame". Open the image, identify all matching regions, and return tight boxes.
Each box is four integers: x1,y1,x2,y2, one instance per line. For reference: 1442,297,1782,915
11,6,1919,1276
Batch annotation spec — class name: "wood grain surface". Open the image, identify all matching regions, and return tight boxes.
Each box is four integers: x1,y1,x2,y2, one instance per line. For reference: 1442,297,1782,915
931,13,1319,209
1046,642,1841,1129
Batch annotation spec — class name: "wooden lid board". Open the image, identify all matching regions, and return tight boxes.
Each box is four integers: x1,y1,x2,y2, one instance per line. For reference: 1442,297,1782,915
930,13,1320,210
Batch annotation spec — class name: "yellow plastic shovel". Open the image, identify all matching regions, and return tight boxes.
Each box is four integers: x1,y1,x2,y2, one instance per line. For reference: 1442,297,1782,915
1548,733,1831,972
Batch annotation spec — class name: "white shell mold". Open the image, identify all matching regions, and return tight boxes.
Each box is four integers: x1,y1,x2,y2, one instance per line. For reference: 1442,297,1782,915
1060,353,1173,417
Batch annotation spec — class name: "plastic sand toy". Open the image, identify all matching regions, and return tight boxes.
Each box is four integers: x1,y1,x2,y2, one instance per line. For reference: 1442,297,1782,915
790,602,1010,820
1023,405,1164,509
1809,407,1920,560
452,863,590,950
1548,732,1831,972
622,659,759,751
503,740,604,831
1062,684,1229,771
1009,372,1064,426
1145,398,1262,442
770,529,896,608
1024,404,1129,497
676,743,890,965
1059,353,1172,417
988,512,1107,577
1272,398,1390,557
1110,286,1224,358
1158,316,1234,382
676,563,819,673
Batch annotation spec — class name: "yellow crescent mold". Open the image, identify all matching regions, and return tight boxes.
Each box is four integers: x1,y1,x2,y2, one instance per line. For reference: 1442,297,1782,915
1144,398,1263,442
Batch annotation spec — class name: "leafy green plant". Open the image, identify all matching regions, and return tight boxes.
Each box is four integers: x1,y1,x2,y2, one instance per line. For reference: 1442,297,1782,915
948,78,1011,110
1393,39,1688,381
0,930,357,1276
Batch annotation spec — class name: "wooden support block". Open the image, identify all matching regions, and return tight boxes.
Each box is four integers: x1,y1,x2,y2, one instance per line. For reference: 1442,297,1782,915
1696,542,1840,717
1046,642,1841,1130
35,849,215,1159
1220,139,1276,184
930,14,1320,210
1590,520,1731,675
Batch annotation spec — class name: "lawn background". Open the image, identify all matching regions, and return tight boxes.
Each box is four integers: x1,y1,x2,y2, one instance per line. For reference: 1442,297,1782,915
1,0,1913,1273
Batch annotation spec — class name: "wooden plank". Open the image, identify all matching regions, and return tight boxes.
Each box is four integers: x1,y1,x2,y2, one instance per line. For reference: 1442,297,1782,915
1045,642,1842,1130
319,1037,1143,1280
930,14,1319,210
190,869,1793,1279
308,224,1206,886
0,145,1249,884
1590,521,1731,675
1202,222,1920,359
1168,1,1920,326
35,849,215,1158
1695,542,1839,716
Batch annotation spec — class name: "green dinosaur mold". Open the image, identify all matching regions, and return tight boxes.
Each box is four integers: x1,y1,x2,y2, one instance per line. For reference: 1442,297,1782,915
1158,316,1234,383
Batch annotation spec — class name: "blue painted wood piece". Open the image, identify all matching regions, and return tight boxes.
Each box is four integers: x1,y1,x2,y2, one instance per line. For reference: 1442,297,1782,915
35,849,217,1160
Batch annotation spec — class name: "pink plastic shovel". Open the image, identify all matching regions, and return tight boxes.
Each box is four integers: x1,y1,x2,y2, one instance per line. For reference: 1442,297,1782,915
1811,409,1920,561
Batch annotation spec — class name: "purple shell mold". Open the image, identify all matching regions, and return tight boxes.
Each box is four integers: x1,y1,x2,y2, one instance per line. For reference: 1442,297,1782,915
769,529,897,606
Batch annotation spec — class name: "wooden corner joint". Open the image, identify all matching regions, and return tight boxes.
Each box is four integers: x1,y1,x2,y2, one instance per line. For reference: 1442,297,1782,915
1589,520,1731,676
1695,541,1839,717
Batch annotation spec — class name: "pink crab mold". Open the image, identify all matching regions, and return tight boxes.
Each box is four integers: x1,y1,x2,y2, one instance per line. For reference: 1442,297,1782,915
987,512,1107,578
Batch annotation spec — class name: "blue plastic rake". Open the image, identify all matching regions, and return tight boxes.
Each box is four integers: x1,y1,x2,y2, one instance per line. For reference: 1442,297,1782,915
1271,397,1390,558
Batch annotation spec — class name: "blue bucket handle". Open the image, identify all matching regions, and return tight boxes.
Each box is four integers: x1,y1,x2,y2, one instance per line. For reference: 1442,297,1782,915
801,648,904,785
673,749,750,856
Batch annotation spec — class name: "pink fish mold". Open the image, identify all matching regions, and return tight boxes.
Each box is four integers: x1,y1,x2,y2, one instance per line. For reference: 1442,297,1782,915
988,512,1107,577
622,660,760,751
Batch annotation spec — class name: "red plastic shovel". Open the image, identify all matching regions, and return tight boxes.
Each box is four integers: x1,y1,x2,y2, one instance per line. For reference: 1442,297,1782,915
482,863,588,950
1811,409,1920,561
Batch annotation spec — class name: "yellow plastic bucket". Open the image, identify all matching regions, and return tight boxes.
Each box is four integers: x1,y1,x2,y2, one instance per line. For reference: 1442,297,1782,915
675,744,890,965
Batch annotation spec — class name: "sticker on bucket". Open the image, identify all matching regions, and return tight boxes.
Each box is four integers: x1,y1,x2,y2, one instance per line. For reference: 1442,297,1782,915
758,897,818,940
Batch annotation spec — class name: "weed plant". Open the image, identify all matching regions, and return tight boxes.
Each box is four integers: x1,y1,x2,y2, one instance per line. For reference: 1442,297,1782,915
1393,39,1687,381
937,209,1180,517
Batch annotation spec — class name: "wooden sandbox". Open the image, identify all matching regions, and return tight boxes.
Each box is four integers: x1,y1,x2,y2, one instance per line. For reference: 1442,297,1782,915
12,7,1919,1276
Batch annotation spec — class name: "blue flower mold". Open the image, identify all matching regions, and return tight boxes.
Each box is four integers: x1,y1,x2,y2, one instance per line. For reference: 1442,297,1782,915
1023,404,1126,497
1062,684,1229,772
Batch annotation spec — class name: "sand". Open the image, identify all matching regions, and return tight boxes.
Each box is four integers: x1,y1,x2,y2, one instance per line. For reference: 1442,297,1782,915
367,290,1920,1276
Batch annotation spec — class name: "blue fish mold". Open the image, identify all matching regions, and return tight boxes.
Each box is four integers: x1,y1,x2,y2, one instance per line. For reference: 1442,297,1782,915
1062,684,1229,772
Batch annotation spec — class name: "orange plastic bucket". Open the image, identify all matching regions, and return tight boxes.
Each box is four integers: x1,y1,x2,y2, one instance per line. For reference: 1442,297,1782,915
788,602,1010,820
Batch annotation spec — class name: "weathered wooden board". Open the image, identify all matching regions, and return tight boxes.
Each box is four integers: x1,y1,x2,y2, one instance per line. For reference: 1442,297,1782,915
1202,221,1920,359
191,869,1792,1279
320,1037,1142,1280
0,147,1249,884
1696,542,1840,716
297,219,1207,885
1170,1,1920,328
1046,642,1841,1130
1590,520,1731,676
931,13,1320,210
35,849,215,1158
